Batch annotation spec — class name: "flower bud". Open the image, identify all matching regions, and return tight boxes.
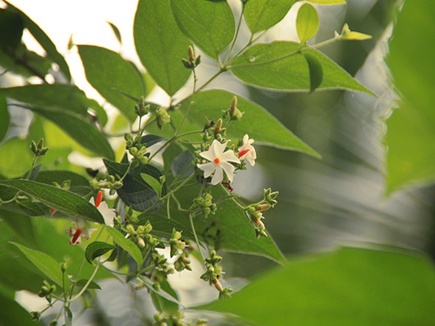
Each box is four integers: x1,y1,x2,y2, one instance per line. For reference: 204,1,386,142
188,45,195,62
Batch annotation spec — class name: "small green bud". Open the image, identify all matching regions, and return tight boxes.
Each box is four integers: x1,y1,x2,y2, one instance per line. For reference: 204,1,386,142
126,224,136,234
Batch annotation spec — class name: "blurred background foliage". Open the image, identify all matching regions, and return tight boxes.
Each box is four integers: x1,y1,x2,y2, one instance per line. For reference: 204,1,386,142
0,0,434,325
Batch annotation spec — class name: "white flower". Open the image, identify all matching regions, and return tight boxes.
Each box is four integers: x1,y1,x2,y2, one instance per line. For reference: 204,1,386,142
67,218,96,245
198,140,240,185
238,134,256,166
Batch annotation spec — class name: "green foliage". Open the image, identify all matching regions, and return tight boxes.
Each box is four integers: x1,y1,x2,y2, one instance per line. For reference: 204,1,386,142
0,179,104,223
134,0,192,96
207,247,435,325
78,45,147,122
0,0,392,324
170,0,235,59
230,42,372,93
244,0,297,34
385,0,435,192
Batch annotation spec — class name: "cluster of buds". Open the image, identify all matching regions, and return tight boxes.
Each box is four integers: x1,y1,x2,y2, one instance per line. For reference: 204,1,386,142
150,251,175,291
155,106,171,129
181,45,201,70
125,133,149,167
200,250,232,298
135,96,150,117
246,188,279,238
169,229,192,272
202,117,227,144
192,192,217,218
38,280,56,303
124,221,156,249
90,175,123,196
30,138,49,157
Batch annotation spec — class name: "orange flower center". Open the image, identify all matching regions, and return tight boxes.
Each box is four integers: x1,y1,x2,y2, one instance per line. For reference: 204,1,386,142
214,157,220,164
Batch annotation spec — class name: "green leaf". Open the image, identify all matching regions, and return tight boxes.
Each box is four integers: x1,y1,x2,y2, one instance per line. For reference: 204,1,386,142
385,0,435,192
0,292,40,326
150,90,318,156
85,241,115,264
244,0,297,34
105,226,143,267
296,3,319,44
10,242,64,287
141,173,162,198
307,0,346,4
104,159,163,212
78,45,147,122
0,179,104,223
134,0,192,96
107,21,122,43
0,84,108,125
32,108,114,160
35,170,91,196
0,9,23,51
0,96,9,142
303,52,323,92
206,247,435,325
171,150,195,178
170,0,235,59
141,214,195,240
6,2,72,81
148,184,285,264
230,41,372,93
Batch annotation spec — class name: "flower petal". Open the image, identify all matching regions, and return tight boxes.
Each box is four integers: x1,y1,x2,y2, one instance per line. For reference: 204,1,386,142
198,162,216,178
211,166,224,185
220,161,236,182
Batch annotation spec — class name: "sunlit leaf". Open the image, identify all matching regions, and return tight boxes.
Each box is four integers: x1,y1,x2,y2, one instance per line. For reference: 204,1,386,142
230,41,372,93
10,242,64,287
207,247,435,325
386,0,435,191
105,226,143,267
244,0,297,34
170,0,235,59
148,90,318,157
0,179,104,223
141,173,162,198
134,0,192,96
296,3,319,44
78,45,146,122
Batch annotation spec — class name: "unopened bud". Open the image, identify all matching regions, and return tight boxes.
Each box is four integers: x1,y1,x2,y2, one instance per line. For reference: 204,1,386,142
188,45,195,62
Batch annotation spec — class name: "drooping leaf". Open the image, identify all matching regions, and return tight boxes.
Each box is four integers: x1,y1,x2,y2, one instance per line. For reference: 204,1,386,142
230,41,372,93
10,242,64,287
85,241,115,264
103,159,164,212
134,0,192,96
303,51,323,92
105,226,143,267
0,9,23,51
5,2,72,81
244,0,297,34
0,96,9,142
207,247,435,325
385,0,435,192
0,84,108,125
141,134,166,147
148,90,318,157
78,45,147,122
31,108,114,160
0,179,104,223
170,0,235,59
296,3,319,44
